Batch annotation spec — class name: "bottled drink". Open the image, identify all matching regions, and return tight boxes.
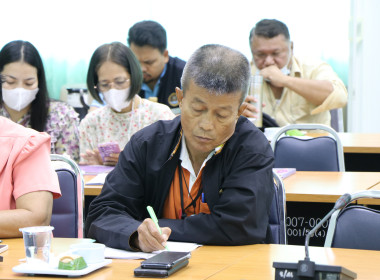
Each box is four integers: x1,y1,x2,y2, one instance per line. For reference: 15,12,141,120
248,75,263,127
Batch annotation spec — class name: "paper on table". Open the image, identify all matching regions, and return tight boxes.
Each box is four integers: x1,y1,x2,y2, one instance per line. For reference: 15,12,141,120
86,173,108,185
104,241,201,260
80,165,114,175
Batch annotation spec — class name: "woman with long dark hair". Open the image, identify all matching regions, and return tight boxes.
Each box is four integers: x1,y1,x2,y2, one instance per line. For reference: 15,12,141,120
0,40,79,161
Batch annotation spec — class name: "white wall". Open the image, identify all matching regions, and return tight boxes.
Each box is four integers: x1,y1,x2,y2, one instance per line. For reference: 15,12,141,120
1,0,351,103
0,0,349,64
348,0,380,132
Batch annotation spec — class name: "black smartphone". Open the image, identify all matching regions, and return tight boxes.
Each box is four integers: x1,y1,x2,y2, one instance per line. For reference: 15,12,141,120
134,259,189,278
141,251,190,269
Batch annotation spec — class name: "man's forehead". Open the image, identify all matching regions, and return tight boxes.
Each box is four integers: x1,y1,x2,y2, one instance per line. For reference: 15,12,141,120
186,83,241,109
252,35,289,48
131,44,161,58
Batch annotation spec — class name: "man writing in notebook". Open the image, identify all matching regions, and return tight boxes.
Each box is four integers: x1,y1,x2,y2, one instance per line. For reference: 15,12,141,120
85,44,274,252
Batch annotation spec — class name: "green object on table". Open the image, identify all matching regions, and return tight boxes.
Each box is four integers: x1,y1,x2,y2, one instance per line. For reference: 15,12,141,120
58,255,88,270
286,129,306,136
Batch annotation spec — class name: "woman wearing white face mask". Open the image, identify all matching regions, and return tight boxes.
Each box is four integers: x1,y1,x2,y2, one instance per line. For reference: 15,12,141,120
0,40,80,162
79,42,175,166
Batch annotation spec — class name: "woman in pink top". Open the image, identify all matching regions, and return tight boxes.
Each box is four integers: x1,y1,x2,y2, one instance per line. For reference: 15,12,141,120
0,115,61,238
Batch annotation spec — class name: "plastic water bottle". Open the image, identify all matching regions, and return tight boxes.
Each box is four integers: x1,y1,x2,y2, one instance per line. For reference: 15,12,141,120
248,74,263,127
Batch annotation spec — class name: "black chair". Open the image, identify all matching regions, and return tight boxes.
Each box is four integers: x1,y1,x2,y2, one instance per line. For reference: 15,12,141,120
324,190,380,250
50,154,84,238
270,124,345,171
269,171,287,244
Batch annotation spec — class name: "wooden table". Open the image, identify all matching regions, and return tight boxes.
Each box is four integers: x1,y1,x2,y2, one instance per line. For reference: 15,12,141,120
338,132,380,154
302,132,380,171
1,238,378,279
285,171,380,204
284,171,380,246
339,132,380,171
206,244,380,279
304,132,380,154
84,175,102,196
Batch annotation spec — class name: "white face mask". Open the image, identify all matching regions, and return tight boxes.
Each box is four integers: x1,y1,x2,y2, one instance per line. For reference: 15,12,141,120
280,49,292,76
103,87,131,112
2,87,39,111
280,65,290,76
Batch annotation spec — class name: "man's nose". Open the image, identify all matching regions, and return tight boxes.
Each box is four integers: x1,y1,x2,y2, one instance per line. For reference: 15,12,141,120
264,55,275,66
199,115,213,131
140,63,147,72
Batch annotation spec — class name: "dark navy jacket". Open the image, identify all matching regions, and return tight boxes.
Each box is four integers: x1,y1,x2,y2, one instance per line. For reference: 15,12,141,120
85,116,274,250
138,56,186,108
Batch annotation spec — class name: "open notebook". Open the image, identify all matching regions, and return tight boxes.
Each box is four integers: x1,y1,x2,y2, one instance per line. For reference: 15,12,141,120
104,241,201,259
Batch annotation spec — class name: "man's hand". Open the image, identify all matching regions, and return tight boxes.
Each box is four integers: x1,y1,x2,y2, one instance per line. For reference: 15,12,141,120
134,218,171,253
241,95,265,119
260,65,288,87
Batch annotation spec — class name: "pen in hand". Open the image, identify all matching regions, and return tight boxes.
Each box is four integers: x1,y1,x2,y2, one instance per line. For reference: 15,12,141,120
146,205,168,250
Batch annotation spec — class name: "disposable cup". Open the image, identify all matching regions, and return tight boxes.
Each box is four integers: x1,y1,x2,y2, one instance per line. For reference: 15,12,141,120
19,226,54,265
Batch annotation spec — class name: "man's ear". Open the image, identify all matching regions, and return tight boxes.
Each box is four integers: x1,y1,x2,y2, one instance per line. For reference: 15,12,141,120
175,87,183,108
163,49,169,64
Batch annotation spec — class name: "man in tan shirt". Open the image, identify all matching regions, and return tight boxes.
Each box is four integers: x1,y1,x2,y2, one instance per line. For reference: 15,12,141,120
243,19,347,127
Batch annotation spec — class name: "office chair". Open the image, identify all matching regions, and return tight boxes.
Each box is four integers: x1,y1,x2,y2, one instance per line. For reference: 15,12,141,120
269,171,287,244
324,190,380,250
271,124,345,171
330,108,344,132
50,154,84,238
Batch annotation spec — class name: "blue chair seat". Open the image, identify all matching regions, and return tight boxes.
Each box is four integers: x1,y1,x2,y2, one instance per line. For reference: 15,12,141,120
51,168,79,238
271,124,345,172
50,154,84,238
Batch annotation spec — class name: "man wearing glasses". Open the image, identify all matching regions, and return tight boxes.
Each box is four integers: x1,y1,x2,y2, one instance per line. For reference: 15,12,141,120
243,19,348,127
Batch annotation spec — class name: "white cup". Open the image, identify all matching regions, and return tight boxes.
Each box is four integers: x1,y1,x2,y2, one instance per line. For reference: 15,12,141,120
19,226,54,266
69,243,105,264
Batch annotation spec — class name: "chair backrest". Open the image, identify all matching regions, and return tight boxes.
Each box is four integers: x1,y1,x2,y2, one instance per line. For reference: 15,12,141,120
330,108,344,132
50,154,84,238
269,171,287,244
271,124,345,171
324,190,380,250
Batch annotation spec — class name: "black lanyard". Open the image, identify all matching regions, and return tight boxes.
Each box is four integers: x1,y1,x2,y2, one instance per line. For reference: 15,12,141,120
178,163,203,219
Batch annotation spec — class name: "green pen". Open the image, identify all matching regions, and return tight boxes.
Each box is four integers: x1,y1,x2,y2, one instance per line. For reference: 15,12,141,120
147,206,168,250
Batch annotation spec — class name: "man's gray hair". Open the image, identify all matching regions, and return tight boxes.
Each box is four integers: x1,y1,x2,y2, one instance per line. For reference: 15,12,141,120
181,44,250,104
